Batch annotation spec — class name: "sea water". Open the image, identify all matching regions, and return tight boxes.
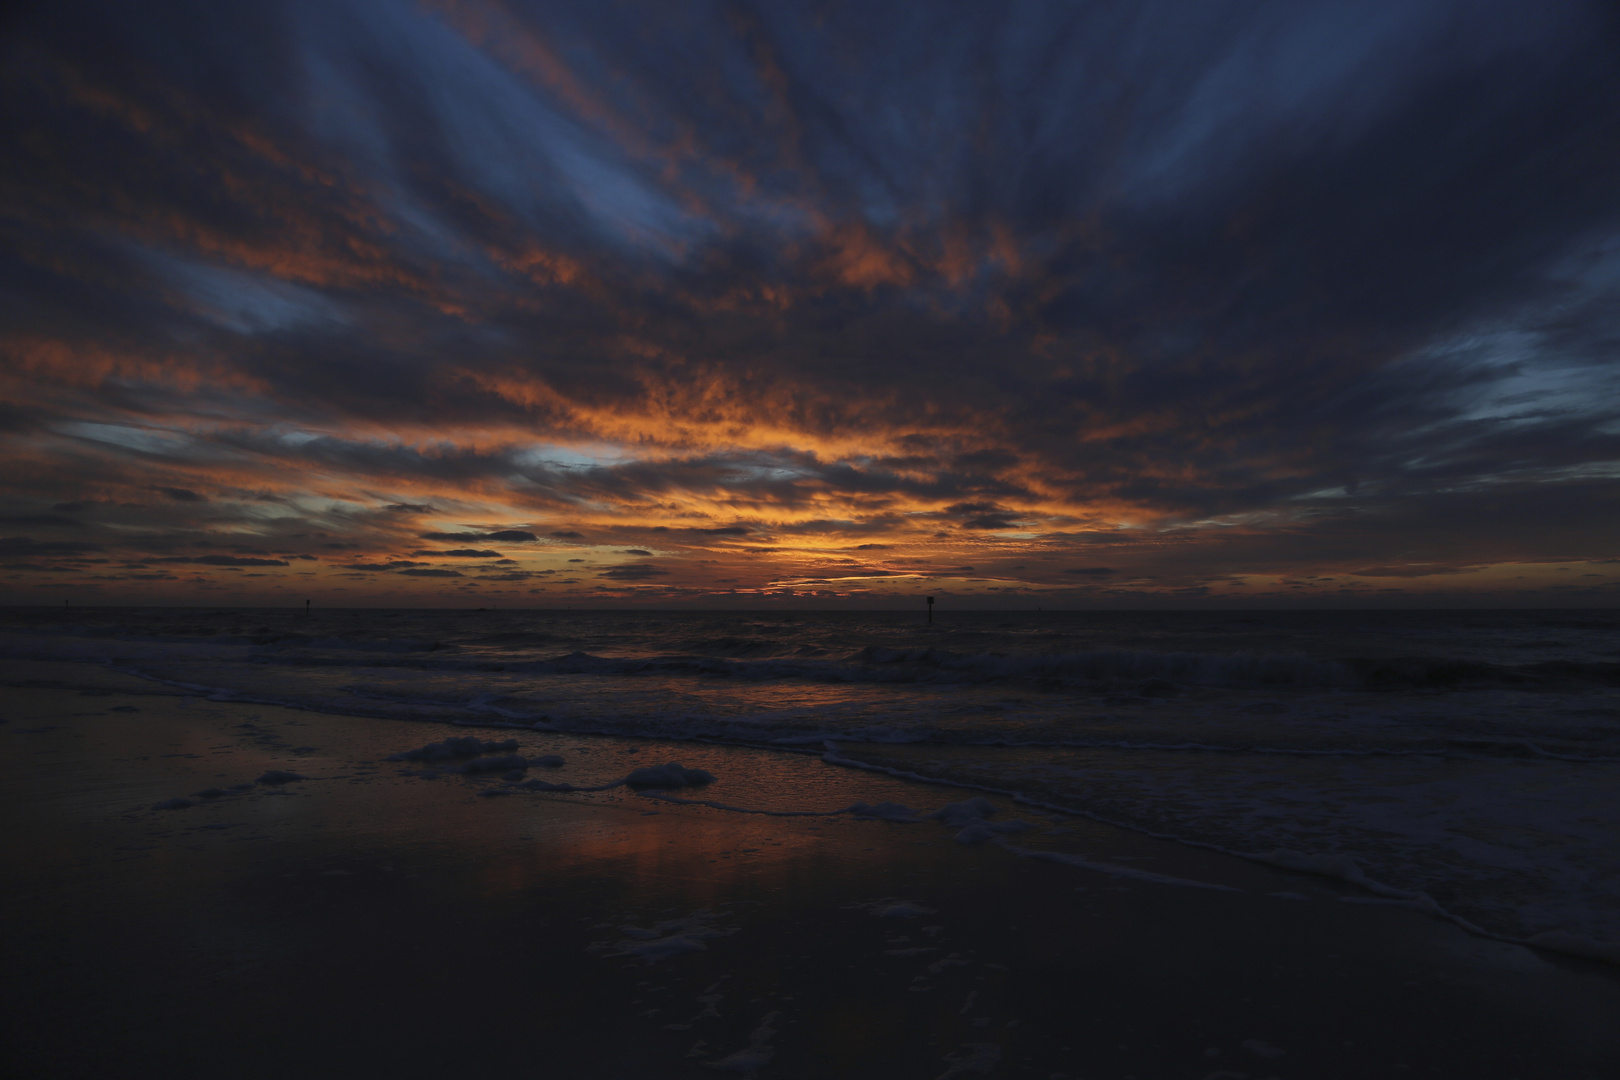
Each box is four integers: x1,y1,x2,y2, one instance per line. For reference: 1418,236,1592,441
3,606,1617,958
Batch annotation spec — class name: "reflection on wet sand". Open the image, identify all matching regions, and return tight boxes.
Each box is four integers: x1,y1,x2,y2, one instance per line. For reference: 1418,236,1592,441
3,667,1619,1079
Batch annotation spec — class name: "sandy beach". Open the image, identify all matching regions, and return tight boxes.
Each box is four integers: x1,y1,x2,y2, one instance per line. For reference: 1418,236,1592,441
3,658,1618,1080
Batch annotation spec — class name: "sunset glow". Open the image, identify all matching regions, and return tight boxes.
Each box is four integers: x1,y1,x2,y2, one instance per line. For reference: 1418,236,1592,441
4,1,1619,606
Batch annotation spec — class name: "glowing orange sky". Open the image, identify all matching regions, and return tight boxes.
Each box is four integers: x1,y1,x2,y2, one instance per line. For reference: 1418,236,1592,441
3,0,1619,607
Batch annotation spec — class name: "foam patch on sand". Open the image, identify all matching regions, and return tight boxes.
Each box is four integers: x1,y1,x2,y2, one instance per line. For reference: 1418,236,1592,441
388,736,519,761
592,910,739,963
929,798,1000,827
705,1011,780,1074
922,796,1034,843
936,1043,1002,1078
952,820,1034,844
625,762,717,788
847,898,939,919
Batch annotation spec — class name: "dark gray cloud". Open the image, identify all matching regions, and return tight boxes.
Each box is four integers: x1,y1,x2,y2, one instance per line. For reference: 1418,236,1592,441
420,530,540,543
0,514,85,528
2,0,1619,602
0,536,102,557
599,564,669,580
151,555,288,567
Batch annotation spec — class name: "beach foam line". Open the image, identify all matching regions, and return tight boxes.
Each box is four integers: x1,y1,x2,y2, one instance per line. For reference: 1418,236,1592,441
998,846,1241,891
798,733,1620,762
81,664,1620,968
1524,930,1620,965
819,746,1620,966
633,790,920,820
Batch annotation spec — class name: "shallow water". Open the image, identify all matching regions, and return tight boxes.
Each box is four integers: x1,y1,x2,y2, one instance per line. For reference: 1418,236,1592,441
4,677,1618,1079
3,606,1618,952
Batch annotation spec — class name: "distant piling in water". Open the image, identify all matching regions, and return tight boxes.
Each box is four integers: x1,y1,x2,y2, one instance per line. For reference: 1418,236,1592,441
926,595,934,624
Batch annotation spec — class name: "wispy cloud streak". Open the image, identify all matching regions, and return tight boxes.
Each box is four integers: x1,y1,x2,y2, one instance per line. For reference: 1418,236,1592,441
3,0,1619,605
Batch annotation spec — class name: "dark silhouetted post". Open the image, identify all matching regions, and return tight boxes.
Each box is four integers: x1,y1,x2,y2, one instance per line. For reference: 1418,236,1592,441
926,595,934,624
305,599,310,616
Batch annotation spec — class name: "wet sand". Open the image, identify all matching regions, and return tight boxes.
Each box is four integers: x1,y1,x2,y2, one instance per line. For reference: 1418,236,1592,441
3,659,1618,1079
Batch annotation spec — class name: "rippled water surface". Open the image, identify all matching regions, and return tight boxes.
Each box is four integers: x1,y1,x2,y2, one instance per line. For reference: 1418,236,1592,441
3,606,1618,953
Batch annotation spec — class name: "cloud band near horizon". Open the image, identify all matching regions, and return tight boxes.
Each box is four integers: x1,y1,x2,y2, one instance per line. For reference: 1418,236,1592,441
3,0,1619,606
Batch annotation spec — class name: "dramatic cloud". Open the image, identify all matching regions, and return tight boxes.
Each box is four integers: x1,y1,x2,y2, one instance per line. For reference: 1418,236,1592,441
152,555,289,567
420,530,539,543
598,564,670,581
2,0,1619,606
0,537,102,557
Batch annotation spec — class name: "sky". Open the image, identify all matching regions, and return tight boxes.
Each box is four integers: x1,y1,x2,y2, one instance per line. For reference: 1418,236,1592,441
3,0,1620,608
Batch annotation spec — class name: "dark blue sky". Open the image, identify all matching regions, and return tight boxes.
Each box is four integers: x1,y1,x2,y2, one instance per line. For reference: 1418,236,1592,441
3,0,1619,606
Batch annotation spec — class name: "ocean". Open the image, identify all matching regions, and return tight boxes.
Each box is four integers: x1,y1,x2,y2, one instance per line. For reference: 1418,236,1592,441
4,605,1618,960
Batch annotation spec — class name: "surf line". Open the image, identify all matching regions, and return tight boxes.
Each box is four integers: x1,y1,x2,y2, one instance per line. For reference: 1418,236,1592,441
633,790,919,819
816,745,1620,965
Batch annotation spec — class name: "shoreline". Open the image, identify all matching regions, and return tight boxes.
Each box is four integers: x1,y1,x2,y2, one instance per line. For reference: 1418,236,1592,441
820,748,1620,966
29,655,1618,968
4,661,1620,1078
